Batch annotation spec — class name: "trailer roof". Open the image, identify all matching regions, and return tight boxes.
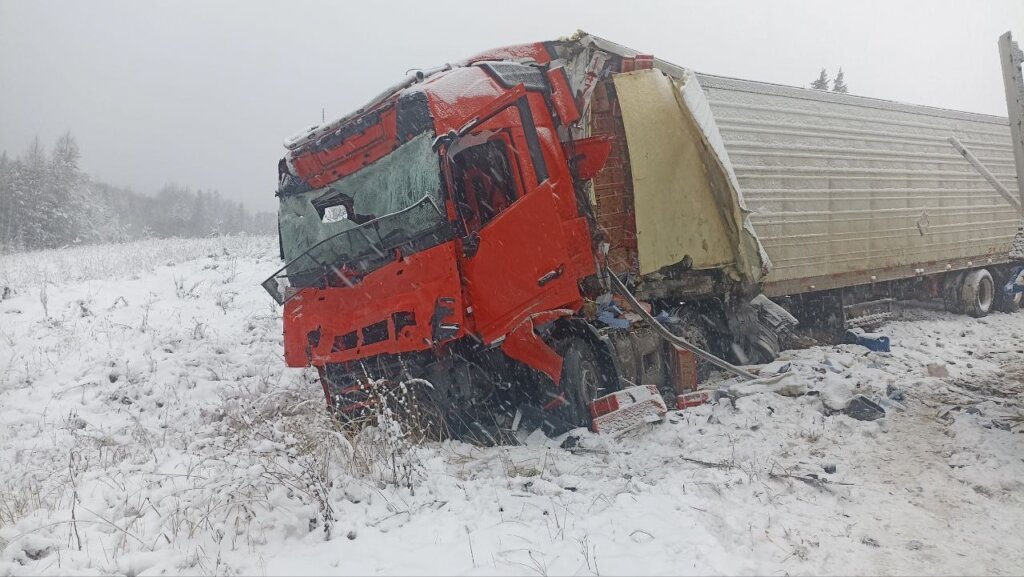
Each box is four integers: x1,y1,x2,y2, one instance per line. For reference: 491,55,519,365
695,73,1011,126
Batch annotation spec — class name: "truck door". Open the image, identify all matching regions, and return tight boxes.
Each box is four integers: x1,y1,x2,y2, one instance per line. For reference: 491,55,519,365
446,109,581,345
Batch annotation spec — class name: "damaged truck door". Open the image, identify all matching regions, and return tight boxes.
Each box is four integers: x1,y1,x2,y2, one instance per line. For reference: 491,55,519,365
438,91,582,351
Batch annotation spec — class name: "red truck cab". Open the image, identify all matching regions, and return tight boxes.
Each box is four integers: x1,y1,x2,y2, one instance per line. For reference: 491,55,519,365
264,47,614,430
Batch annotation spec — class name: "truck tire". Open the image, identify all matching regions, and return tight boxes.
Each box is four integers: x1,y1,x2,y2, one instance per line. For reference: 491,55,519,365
942,272,966,314
960,269,995,318
558,339,603,429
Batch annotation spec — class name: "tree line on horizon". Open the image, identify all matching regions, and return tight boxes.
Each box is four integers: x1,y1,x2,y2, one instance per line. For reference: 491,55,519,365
810,68,848,93
0,133,275,252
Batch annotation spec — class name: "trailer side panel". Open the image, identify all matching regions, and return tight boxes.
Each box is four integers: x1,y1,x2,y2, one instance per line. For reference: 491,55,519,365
696,74,1021,296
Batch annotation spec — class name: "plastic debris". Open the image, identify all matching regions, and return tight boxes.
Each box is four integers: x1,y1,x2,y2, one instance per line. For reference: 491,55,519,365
727,372,808,398
845,395,886,421
845,328,891,352
595,292,632,329
589,385,668,437
677,389,722,410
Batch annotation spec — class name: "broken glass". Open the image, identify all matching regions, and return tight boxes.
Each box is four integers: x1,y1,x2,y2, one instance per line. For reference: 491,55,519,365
278,132,444,262
263,196,452,304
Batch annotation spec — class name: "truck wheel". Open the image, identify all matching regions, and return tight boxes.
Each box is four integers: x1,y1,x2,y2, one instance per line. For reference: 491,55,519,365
558,339,603,429
961,269,995,318
942,272,966,314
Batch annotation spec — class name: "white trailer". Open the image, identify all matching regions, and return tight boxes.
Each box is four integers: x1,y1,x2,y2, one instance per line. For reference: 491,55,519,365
696,72,1021,301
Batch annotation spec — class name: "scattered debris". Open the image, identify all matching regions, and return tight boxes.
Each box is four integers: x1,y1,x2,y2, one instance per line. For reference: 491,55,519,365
820,381,856,412
595,292,632,330
845,395,886,421
589,385,667,437
886,384,905,401
878,397,907,413
927,363,950,378
727,373,808,398
845,328,891,352
677,389,722,410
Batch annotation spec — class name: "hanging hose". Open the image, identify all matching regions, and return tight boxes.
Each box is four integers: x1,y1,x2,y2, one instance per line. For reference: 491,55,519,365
605,269,757,381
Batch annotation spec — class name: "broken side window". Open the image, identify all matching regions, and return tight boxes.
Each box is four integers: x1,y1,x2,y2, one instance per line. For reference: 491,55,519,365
451,138,520,234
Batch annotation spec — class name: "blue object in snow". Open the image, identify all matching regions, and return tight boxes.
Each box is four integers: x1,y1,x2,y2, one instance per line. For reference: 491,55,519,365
846,330,891,352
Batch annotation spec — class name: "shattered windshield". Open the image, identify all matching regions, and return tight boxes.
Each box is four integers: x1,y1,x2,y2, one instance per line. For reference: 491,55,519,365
264,133,451,304
263,196,451,304
277,133,443,262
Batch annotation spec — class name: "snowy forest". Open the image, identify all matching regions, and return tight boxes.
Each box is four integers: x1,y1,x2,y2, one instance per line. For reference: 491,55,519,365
0,133,274,252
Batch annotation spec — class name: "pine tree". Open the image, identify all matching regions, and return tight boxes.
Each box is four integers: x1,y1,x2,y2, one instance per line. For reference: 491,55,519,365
50,132,91,245
0,152,13,251
832,68,848,93
811,68,830,90
20,138,52,248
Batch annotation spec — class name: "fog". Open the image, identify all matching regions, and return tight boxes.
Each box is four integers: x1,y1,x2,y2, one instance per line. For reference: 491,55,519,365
1,0,1021,211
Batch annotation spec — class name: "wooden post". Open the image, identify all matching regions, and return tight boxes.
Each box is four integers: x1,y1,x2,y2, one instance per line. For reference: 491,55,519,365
999,32,1024,217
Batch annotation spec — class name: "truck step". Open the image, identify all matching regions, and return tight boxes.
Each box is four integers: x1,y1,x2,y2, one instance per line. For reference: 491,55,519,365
844,298,895,330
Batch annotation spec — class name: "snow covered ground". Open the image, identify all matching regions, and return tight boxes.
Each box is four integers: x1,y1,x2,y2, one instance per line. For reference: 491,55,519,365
1,236,1023,576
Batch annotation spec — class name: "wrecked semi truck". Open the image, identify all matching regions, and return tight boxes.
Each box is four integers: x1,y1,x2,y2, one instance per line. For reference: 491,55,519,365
263,33,785,432
264,32,1024,434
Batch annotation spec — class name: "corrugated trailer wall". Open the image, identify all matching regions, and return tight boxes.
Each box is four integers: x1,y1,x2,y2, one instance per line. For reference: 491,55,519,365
695,74,1021,297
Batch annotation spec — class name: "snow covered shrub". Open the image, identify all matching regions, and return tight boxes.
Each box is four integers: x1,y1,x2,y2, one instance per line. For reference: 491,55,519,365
345,379,439,489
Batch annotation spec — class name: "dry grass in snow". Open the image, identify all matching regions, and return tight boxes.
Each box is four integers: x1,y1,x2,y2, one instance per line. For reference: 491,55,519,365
1,236,1023,575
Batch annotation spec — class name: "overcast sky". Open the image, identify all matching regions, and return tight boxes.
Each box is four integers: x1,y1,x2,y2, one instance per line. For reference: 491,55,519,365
1,0,1021,212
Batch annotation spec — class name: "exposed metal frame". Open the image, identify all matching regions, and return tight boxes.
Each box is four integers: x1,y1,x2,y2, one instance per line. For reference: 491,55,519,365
1000,31,1024,217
